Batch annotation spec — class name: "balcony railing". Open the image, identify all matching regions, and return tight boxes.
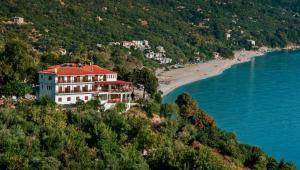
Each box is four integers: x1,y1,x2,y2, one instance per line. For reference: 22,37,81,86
57,88,132,94
57,89,95,94
108,99,130,103
57,79,92,83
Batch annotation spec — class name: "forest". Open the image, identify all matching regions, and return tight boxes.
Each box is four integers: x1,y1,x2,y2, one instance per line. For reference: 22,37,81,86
0,94,297,169
1,0,300,64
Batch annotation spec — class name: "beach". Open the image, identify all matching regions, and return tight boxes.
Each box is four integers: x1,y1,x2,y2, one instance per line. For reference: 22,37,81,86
157,46,300,96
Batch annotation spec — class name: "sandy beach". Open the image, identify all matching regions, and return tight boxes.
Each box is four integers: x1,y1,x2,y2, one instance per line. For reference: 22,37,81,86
157,46,300,96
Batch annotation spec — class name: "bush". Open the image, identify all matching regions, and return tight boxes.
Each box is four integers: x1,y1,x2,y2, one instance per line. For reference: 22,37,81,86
115,103,127,113
0,80,32,97
35,96,56,106
175,93,198,118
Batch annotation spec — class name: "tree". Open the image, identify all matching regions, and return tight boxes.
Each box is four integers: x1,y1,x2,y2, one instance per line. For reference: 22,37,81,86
160,103,179,118
141,99,160,117
113,65,132,81
0,38,39,84
0,80,32,97
131,68,158,99
194,111,216,129
175,93,198,118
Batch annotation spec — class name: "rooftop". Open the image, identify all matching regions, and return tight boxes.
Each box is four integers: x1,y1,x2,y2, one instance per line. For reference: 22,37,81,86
39,63,115,76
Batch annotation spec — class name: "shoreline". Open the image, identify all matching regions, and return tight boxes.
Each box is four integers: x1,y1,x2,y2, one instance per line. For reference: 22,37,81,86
157,46,300,96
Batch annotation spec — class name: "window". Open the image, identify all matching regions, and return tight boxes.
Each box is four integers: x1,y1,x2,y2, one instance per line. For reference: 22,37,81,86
58,98,62,102
67,97,71,101
41,85,43,89
85,96,88,100
41,75,43,79
76,96,80,101
46,86,52,91
49,76,52,80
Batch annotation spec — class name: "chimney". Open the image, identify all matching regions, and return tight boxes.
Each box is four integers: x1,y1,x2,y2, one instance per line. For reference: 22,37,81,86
54,68,57,74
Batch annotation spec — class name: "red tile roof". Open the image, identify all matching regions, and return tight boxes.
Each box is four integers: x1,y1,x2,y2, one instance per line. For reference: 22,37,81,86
39,64,115,75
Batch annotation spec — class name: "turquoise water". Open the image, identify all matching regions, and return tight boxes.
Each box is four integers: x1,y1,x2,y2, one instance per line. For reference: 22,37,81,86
163,50,300,166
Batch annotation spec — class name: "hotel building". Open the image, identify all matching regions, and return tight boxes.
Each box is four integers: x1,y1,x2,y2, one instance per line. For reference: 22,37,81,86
38,63,132,109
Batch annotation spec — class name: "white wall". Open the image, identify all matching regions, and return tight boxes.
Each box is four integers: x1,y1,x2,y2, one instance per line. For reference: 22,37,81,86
106,74,117,81
55,93,93,104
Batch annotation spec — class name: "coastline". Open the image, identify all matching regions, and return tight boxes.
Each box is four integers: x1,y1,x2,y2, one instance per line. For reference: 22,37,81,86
157,46,300,96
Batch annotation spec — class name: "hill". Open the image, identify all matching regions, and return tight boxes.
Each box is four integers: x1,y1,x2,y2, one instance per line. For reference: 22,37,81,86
1,0,300,64
0,94,297,169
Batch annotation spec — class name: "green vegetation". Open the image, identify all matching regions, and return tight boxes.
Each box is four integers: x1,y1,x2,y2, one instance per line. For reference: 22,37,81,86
0,1,299,169
0,38,39,84
1,0,300,65
0,38,39,96
131,67,159,99
0,94,297,169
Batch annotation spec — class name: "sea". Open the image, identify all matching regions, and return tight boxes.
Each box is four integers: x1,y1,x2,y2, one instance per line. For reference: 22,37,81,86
163,50,300,166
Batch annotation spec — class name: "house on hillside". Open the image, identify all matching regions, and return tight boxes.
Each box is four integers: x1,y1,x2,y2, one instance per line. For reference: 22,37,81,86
122,41,136,49
145,48,172,64
38,63,133,110
58,48,67,55
13,17,24,24
122,40,150,50
145,51,155,59
156,46,165,53
247,40,256,47
159,57,172,64
109,42,121,46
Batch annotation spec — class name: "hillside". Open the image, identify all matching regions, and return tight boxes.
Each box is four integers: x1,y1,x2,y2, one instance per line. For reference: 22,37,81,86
1,0,300,64
0,94,297,169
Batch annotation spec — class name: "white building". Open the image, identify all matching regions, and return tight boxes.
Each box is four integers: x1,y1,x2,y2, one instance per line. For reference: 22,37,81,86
145,51,155,59
156,46,165,53
38,63,132,110
13,17,24,24
58,48,67,55
247,40,256,47
226,33,231,40
109,42,121,46
145,50,172,64
160,57,172,64
122,41,136,49
122,40,150,50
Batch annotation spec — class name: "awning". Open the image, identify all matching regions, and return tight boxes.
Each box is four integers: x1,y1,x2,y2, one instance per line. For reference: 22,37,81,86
95,80,131,85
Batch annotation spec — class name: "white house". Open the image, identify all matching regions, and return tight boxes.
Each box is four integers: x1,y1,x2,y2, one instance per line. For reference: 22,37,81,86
156,46,165,53
145,50,172,64
58,48,67,55
122,40,150,50
122,41,136,49
13,17,24,24
159,57,172,64
226,33,231,40
247,40,256,47
145,51,155,59
38,63,132,110
109,42,121,46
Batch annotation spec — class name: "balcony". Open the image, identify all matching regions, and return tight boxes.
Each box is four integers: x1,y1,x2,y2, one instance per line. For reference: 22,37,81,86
57,80,92,83
56,84,132,94
57,77,93,83
57,89,95,94
108,98,130,103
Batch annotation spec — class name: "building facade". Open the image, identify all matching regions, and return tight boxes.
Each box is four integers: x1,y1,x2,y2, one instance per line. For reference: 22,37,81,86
13,17,24,24
39,63,132,109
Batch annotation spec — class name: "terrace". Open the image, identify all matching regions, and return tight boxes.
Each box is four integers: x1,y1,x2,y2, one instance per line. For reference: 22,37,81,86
56,81,132,94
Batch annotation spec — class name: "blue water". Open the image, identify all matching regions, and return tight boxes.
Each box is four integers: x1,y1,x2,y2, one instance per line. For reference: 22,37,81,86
164,50,300,166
